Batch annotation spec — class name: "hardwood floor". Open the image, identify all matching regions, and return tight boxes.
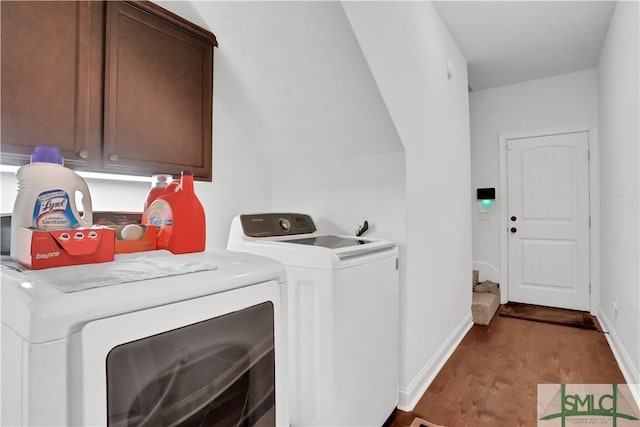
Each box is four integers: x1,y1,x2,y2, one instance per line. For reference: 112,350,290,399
390,309,626,427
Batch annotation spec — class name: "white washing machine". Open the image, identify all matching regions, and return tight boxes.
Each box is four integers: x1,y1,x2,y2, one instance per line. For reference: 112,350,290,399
1,249,289,427
227,213,399,427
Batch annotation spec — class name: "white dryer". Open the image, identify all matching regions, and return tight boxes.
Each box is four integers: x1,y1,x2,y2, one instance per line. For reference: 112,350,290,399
227,213,399,427
1,249,288,427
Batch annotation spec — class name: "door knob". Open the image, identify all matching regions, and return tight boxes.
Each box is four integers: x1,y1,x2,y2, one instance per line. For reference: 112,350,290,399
510,227,517,233
510,216,517,221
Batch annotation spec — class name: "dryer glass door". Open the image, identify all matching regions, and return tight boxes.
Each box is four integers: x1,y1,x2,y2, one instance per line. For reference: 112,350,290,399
78,280,283,427
106,301,275,427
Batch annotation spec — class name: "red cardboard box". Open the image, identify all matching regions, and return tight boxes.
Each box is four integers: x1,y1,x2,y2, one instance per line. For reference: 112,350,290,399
113,224,157,254
18,226,115,270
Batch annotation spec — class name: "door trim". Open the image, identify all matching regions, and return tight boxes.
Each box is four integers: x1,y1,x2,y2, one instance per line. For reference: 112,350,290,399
498,123,600,314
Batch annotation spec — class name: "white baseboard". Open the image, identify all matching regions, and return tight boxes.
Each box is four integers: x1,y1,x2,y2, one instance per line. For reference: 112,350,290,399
596,308,640,407
398,312,473,411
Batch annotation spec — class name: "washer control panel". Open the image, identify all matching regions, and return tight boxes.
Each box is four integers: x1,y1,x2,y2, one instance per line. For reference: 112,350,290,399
240,213,317,237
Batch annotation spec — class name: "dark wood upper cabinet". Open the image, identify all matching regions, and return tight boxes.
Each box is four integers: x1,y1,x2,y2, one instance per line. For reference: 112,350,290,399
103,1,215,180
0,1,104,169
0,1,217,181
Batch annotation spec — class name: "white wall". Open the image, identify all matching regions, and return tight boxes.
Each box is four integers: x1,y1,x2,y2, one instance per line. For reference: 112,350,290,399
271,152,406,241
469,69,599,282
156,0,407,247
344,1,472,409
596,0,640,386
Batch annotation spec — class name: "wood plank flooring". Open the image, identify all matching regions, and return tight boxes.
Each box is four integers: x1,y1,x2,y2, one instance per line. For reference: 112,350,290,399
390,309,626,427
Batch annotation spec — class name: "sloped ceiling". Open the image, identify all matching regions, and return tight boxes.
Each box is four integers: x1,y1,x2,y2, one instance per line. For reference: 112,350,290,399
432,1,616,91
157,1,403,166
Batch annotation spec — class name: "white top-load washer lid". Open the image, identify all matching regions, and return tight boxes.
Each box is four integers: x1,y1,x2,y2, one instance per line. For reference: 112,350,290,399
1,249,286,344
227,213,398,269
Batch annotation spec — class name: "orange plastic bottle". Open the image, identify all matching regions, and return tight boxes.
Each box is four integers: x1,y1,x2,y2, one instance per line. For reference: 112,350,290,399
142,170,206,254
144,174,172,211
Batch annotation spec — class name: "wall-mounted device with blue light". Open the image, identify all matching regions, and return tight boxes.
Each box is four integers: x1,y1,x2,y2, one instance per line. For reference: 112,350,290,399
477,188,495,219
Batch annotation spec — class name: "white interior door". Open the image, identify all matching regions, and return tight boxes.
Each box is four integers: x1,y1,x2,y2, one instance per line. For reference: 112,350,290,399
507,131,590,311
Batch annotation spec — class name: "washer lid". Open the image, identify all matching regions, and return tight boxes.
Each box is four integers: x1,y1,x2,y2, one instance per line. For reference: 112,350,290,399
281,235,369,249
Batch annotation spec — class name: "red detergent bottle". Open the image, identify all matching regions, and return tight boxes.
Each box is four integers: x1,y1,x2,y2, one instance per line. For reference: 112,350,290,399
142,170,206,254
144,174,173,211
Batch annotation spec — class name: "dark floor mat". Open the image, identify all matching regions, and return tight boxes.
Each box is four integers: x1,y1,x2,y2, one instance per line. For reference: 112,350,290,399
499,302,598,330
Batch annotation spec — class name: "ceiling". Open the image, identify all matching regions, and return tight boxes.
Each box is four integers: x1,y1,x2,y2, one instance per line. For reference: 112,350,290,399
432,1,616,91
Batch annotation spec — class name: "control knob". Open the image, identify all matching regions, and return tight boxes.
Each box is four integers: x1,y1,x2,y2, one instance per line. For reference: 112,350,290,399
278,218,291,232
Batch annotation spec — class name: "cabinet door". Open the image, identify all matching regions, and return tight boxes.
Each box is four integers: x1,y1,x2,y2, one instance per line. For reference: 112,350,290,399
104,1,214,181
0,1,104,168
